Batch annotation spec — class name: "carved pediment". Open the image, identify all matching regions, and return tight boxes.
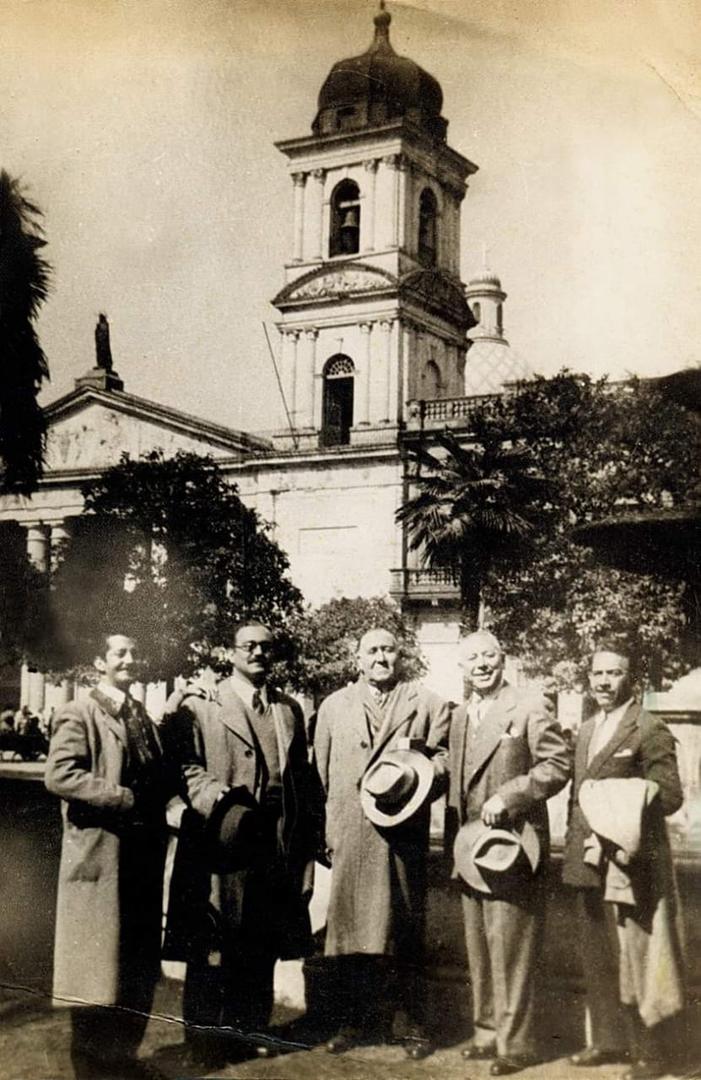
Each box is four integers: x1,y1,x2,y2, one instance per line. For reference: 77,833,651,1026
43,389,267,473
274,262,397,308
400,269,475,330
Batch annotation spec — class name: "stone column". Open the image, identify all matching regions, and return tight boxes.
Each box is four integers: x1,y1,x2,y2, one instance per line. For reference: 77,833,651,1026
50,520,71,572
23,524,49,713
396,155,408,252
362,159,378,253
309,168,326,261
380,319,395,423
287,330,301,426
356,323,372,426
300,327,318,429
378,155,399,249
291,172,307,263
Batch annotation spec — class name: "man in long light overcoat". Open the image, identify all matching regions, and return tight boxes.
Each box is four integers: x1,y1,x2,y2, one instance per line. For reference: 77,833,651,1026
563,644,684,1080
45,631,170,1080
449,631,571,1076
314,627,450,1060
163,621,318,1070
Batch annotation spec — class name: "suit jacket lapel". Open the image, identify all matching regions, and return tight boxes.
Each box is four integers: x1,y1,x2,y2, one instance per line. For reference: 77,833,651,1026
368,681,419,768
576,719,594,785
215,680,256,748
450,703,469,810
270,692,295,766
466,684,516,784
586,701,639,777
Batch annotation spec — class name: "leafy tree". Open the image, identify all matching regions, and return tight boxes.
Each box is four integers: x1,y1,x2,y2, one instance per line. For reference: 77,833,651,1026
398,372,700,687
0,171,51,493
474,374,700,686
41,450,302,683
396,428,549,627
0,526,46,674
284,596,426,702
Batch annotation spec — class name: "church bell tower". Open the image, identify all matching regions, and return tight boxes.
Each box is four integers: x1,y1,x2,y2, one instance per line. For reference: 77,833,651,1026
271,2,478,449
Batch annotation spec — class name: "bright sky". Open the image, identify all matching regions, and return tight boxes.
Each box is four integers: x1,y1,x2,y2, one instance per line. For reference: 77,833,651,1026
1,0,699,435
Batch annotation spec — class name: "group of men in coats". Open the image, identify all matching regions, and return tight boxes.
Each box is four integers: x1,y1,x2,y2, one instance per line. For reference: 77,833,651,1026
45,621,685,1080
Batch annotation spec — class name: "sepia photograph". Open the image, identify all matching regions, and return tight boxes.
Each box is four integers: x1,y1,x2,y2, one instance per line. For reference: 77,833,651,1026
0,1,699,1078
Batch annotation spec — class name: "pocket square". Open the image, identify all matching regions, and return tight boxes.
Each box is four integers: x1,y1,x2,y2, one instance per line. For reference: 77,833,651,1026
613,749,634,758
500,731,519,741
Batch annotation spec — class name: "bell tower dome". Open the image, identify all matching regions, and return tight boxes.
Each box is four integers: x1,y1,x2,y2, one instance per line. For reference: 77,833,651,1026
271,3,478,449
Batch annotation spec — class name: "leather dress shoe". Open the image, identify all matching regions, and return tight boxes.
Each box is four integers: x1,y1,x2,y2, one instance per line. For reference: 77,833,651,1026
326,1026,362,1054
571,1047,629,1067
403,1025,433,1061
462,1041,498,1061
622,1060,666,1080
490,1055,539,1076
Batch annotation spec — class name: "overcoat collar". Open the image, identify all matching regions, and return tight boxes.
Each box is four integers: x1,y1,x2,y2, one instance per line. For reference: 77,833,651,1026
214,679,256,748
90,687,128,748
89,687,163,754
463,681,517,786
350,679,420,770
585,700,640,778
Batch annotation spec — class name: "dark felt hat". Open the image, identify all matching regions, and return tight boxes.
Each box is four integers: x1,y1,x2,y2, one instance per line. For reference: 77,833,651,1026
453,819,541,894
206,786,263,872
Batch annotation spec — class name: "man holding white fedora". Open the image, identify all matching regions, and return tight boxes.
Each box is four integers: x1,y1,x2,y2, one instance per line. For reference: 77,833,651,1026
314,627,450,1060
449,631,570,1075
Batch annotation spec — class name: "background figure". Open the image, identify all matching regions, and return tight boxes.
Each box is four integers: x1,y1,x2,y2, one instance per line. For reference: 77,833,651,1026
44,632,169,1080
563,644,684,1080
314,627,451,1060
163,621,318,1072
450,631,571,1076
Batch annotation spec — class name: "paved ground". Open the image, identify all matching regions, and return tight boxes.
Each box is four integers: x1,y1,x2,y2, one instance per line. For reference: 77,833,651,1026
1,984,699,1080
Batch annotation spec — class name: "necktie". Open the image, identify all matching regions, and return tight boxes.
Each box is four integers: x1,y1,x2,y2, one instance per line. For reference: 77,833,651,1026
251,690,265,715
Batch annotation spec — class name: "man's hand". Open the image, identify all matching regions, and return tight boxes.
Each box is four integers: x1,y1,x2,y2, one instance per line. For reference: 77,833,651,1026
481,794,508,826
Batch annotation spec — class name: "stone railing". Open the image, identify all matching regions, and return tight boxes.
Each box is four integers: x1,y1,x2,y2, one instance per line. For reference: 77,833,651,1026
406,394,498,430
389,566,461,601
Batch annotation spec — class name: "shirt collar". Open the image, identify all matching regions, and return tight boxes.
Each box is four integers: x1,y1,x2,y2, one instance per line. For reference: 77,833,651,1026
230,670,267,710
96,681,127,709
595,697,634,726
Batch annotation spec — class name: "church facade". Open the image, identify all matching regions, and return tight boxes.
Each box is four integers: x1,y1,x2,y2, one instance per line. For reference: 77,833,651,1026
0,7,525,711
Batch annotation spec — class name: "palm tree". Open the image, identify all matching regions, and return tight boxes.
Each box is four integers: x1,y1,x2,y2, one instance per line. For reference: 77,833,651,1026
396,429,550,628
0,170,51,493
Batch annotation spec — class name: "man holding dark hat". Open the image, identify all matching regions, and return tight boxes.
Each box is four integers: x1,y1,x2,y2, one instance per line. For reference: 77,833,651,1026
449,631,570,1075
163,621,318,1069
314,627,450,1060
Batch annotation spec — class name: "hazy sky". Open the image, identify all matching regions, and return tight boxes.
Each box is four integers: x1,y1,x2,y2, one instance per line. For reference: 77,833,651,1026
1,0,700,435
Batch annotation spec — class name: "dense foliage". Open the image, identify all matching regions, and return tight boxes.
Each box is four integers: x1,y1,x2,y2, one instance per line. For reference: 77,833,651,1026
0,171,50,493
41,450,302,682
399,372,700,687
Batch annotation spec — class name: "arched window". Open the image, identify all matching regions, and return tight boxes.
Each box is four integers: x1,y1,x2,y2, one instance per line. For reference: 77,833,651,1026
472,301,481,323
496,303,503,333
418,188,438,266
330,180,361,257
420,359,442,399
322,355,355,446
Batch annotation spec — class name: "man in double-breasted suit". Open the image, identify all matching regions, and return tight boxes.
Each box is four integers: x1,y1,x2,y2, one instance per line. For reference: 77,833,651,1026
45,631,170,1080
563,644,684,1080
449,631,571,1076
314,627,450,1059
164,621,318,1069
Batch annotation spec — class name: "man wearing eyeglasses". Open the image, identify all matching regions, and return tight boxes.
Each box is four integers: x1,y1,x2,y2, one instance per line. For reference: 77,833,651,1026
164,622,318,1069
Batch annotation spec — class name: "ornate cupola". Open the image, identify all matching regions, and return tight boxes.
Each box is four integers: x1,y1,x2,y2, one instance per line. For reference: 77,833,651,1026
313,2,447,142
271,3,478,450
